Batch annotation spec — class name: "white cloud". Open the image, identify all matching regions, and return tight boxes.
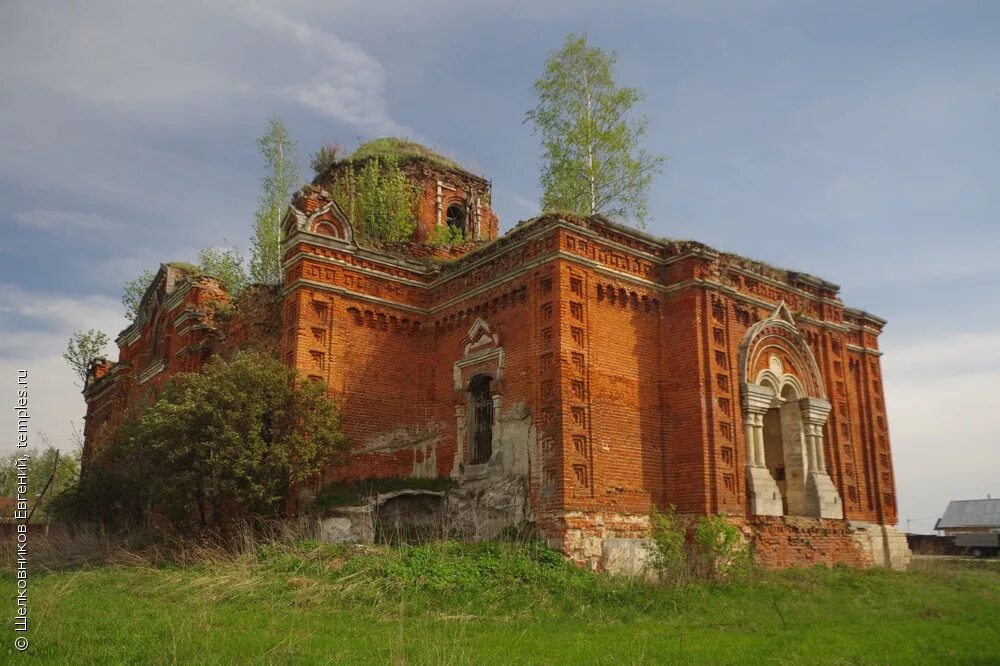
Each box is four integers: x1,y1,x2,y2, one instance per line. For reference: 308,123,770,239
883,331,1000,532
884,332,1000,378
0,0,416,216
0,284,125,348
0,284,127,455
229,2,417,138
0,2,243,116
15,209,110,232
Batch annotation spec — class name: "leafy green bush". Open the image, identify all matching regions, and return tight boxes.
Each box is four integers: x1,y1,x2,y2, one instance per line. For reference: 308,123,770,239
333,155,418,242
196,245,248,296
693,514,752,581
52,351,348,530
48,416,150,529
647,505,687,583
429,223,466,246
0,446,80,520
647,508,753,584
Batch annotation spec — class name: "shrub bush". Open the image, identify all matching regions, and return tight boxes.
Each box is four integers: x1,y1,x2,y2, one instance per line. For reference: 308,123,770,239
51,351,348,530
429,223,466,246
333,156,418,243
309,143,343,175
693,514,752,581
647,508,753,584
647,505,687,583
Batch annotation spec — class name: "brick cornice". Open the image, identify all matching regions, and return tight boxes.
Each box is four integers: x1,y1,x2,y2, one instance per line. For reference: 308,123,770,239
843,307,888,328
282,217,885,332
845,344,883,357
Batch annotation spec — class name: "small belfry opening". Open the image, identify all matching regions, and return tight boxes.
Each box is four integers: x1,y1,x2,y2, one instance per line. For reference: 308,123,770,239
468,374,493,465
446,203,467,236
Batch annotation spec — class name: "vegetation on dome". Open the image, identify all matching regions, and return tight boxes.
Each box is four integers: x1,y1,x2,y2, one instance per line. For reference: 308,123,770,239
347,138,470,174
331,155,419,243
164,261,200,274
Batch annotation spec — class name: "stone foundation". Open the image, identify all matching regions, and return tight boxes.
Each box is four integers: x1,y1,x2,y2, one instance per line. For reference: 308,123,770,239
317,481,910,574
546,512,911,573
318,505,376,544
540,511,651,571
847,521,912,570
317,475,529,545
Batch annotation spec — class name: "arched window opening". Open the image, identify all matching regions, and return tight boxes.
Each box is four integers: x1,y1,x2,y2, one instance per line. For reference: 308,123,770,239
446,203,467,235
468,374,493,465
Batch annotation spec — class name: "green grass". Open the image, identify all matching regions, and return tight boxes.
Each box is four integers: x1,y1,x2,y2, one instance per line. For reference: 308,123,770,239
3,542,999,664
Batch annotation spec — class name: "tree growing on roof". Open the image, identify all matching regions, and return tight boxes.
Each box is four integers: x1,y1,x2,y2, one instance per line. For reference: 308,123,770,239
309,142,344,175
122,269,157,322
120,248,248,321
250,116,301,284
525,33,665,228
332,154,419,243
63,329,110,386
197,245,248,296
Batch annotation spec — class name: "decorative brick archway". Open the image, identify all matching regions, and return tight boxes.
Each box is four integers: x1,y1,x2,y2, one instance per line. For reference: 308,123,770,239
740,303,843,519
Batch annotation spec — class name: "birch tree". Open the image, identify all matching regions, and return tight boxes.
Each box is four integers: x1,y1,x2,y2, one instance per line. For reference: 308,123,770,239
63,329,110,386
250,116,301,284
525,34,664,228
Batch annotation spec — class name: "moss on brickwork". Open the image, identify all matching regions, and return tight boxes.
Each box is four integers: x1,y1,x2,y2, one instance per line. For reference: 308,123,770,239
164,261,200,274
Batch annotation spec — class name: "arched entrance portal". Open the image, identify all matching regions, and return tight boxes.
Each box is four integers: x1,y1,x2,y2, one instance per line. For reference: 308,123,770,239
761,382,806,515
740,303,843,519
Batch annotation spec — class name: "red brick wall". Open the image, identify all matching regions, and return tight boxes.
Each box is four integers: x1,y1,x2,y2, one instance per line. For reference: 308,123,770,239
85,212,902,570
581,267,665,516
405,162,497,243
742,516,873,568
661,287,714,514
278,214,902,532
82,268,278,462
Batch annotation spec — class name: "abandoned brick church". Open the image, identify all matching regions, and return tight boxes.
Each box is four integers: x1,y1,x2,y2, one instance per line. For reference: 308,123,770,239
82,139,910,570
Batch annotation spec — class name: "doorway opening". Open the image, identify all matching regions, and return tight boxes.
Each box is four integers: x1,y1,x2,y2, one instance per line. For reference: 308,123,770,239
759,382,810,516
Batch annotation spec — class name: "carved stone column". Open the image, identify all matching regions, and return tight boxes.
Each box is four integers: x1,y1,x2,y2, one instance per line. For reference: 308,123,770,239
799,397,843,519
742,383,783,516
490,393,502,461
451,404,466,479
799,398,830,474
743,412,759,467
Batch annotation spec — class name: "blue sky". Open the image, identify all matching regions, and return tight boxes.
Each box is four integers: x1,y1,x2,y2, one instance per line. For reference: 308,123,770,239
1,0,997,532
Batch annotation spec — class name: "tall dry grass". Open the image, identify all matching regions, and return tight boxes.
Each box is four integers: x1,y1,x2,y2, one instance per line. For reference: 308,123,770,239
0,516,323,571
